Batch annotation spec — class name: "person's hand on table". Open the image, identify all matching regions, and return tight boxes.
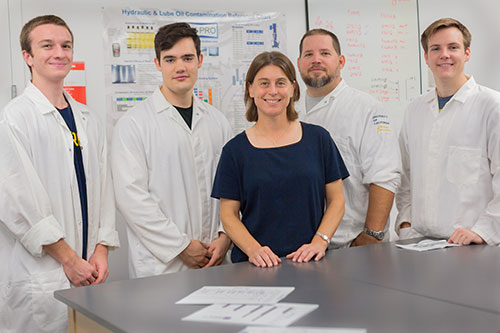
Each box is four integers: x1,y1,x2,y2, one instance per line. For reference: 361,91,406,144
448,228,485,245
286,236,328,263
247,245,281,268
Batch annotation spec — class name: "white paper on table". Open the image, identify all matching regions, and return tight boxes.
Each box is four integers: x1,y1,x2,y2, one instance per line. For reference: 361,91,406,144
239,326,367,333
176,286,295,304
182,302,318,327
395,239,462,252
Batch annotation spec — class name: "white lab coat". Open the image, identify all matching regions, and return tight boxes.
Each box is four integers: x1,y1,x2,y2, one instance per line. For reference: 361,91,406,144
396,77,500,245
297,80,401,248
0,83,119,333
112,87,232,278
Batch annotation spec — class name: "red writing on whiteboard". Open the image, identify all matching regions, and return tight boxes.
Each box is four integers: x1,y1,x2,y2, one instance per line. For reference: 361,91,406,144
314,16,334,30
392,0,411,6
346,37,365,48
380,12,396,19
347,53,364,63
346,24,362,35
382,38,398,44
381,54,399,65
347,9,360,16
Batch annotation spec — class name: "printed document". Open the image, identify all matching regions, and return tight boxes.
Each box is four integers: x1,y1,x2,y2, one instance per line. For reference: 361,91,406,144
182,302,318,327
176,286,295,305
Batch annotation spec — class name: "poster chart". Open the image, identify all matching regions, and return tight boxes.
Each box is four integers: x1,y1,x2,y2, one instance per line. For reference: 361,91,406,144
307,0,421,130
103,7,287,135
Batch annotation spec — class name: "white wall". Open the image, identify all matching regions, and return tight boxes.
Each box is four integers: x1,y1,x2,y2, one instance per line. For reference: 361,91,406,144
0,0,14,104
418,0,500,92
2,0,499,281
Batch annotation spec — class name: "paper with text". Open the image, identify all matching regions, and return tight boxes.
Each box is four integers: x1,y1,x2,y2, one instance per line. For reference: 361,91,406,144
176,286,295,305
182,302,318,327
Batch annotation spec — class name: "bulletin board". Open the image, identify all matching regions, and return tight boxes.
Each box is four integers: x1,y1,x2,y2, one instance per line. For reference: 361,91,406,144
306,0,421,130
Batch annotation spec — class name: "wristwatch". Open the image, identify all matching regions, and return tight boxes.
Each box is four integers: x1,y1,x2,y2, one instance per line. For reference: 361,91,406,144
315,232,330,245
363,227,385,241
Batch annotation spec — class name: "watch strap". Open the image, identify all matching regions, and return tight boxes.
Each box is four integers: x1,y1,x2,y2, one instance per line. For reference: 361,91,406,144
315,232,330,245
363,227,385,241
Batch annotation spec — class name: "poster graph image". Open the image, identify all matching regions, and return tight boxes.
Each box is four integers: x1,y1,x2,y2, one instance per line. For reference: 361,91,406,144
103,7,287,136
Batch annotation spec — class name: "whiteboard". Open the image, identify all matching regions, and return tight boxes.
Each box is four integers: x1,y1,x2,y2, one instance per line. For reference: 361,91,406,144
307,0,421,132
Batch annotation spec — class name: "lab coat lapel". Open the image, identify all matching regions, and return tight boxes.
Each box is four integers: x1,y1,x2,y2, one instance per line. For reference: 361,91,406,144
191,97,206,131
25,82,77,141
152,87,192,134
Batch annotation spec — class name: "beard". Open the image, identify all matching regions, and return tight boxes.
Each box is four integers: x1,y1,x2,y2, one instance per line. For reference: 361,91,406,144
300,65,342,89
302,74,332,88
301,67,333,88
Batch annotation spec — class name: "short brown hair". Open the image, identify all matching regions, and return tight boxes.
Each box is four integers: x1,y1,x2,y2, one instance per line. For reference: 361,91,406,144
299,28,341,56
244,51,300,122
154,22,201,61
421,18,471,53
20,15,73,56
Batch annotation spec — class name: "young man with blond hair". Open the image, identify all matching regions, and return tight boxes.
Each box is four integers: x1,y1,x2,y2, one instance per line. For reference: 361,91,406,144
396,18,500,245
0,15,119,332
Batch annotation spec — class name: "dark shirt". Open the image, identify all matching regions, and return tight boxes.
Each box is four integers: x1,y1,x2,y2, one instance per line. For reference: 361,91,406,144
174,105,193,129
57,104,88,259
438,95,453,111
211,122,349,262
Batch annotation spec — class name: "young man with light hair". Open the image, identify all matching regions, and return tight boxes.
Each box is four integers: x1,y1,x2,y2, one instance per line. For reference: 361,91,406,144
0,15,119,332
396,18,500,245
296,29,401,248
112,23,232,277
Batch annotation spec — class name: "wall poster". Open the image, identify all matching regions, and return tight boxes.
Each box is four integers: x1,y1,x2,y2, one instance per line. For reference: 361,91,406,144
103,7,287,136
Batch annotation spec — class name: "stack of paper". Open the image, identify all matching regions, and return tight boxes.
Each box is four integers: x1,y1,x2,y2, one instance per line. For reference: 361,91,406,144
177,286,317,327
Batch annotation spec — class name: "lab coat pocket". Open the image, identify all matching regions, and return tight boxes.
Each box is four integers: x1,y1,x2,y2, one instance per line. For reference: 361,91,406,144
30,267,69,330
446,146,481,185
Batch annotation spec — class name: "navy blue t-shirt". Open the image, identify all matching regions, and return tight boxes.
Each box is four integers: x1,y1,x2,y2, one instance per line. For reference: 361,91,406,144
57,104,88,260
211,122,349,263
438,95,453,111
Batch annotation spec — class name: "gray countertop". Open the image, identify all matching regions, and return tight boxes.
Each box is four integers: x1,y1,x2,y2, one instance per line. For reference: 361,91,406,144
55,240,500,332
